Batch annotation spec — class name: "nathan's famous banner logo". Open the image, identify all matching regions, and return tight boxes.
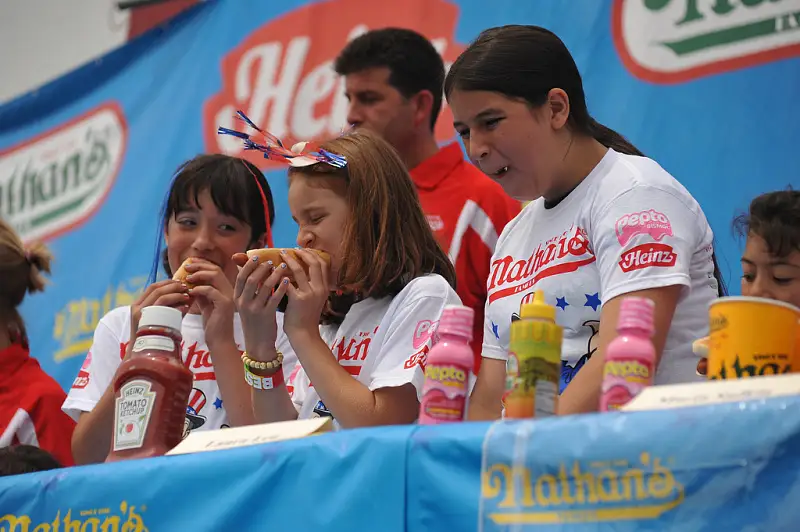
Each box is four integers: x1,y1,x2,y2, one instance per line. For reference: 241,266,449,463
0,102,127,243
481,452,684,526
204,0,464,169
613,0,800,83
0,501,148,532
52,276,147,363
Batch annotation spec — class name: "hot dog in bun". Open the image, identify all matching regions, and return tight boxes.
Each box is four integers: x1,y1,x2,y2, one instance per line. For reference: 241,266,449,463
233,248,331,313
172,257,198,287
232,248,330,274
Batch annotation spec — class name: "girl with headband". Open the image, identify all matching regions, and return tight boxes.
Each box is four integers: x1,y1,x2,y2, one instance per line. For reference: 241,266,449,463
226,127,460,428
444,25,725,419
63,154,277,463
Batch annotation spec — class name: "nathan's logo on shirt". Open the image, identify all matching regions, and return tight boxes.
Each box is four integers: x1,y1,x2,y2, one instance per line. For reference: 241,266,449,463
333,326,378,376
123,339,220,380
0,102,127,243
488,226,596,303
615,209,673,246
619,243,677,273
184,342,218,381
203,0,464,169
612,0,800,84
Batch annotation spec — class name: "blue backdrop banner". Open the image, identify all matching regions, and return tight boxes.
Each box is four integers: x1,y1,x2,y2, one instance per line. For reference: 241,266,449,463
1,0,798,390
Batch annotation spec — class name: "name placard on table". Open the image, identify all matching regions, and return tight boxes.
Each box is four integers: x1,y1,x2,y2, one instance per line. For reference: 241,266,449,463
167,417,332,455
623,373,800,411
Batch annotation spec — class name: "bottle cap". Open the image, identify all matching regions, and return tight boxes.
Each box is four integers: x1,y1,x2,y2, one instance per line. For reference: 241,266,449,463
139,306,183,332
617,297,655,336
519,290,556,322
438,305,474,341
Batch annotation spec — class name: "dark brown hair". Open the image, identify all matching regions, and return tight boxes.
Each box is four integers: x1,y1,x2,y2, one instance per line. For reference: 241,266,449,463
334,28,445,131
0,445,62,477
288,130,456,322
150,154,275,282
0,218,52,346
444,25,644,156
734,189,800,258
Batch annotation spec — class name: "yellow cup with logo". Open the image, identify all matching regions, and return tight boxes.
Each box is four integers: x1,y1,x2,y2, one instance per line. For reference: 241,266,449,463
707,296,800,380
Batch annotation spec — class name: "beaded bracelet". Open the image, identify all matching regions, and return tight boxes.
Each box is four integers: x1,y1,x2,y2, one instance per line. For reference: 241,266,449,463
241,351,283,371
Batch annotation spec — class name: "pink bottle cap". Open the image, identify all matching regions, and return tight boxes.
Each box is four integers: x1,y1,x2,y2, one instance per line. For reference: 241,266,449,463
617,297,655,336
438,305,474,341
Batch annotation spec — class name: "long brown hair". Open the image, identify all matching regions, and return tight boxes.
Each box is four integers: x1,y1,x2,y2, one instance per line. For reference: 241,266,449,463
289,130,456,321
0,218,53,347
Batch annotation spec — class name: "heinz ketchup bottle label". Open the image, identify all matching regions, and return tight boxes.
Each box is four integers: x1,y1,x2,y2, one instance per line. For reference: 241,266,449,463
113,379,157,451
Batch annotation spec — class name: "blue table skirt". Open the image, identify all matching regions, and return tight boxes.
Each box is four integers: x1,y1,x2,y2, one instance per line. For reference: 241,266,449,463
2,397,799,531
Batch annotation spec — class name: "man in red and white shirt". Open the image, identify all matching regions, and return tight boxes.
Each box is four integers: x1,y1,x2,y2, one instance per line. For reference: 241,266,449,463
335,28,520,372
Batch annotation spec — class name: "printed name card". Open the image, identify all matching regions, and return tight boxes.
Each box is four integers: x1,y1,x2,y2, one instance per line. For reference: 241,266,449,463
622,374,800,411
167,417,332,455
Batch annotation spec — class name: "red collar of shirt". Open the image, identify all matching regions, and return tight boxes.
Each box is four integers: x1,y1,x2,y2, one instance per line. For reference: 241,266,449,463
0,343,32,380
410,142,464,190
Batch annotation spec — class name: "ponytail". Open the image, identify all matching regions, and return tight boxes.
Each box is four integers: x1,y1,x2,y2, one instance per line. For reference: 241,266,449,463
586,118,644,156
0,219,53,347
23,241,53,295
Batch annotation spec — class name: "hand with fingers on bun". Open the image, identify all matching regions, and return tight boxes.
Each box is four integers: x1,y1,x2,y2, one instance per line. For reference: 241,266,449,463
233,248,332,359
173,257,238,350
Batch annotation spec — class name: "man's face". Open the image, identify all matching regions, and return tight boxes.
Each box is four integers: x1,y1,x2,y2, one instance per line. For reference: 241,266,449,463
343,67,416,150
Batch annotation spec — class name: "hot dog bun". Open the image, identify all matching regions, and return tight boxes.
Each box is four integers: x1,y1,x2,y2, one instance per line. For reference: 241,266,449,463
232,248,330,272
172,257,198,287
233,249,331,313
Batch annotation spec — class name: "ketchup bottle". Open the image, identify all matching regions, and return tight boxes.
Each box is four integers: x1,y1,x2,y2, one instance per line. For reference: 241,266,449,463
106,306,193,462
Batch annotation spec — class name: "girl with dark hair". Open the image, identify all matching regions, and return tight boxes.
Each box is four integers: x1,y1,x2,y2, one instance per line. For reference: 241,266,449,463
445,25,720,418
63,154,277,464
232,129,460,428
736,189,800,307
697,189,800,376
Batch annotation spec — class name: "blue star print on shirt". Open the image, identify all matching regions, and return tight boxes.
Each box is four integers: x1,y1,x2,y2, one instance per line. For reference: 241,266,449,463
213,397,223,410
491,321,500,339
584,293,601,311
556,297,569,310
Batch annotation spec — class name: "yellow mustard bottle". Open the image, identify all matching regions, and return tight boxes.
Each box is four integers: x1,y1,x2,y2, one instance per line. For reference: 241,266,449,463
504,290,563,418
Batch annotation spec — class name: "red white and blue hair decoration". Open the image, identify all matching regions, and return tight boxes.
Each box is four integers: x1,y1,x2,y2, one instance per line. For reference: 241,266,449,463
218,111,347,169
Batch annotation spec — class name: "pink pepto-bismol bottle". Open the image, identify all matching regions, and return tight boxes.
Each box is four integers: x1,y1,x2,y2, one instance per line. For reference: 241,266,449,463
418,305,474,425
599,297,656,412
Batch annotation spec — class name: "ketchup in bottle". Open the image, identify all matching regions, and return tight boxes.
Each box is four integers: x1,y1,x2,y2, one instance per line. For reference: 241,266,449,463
106,306,193,462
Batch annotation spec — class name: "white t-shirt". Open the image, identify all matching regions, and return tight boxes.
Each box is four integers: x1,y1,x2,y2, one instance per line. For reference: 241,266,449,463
483,149,717,391
62,307,293,438
286,274,461,426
